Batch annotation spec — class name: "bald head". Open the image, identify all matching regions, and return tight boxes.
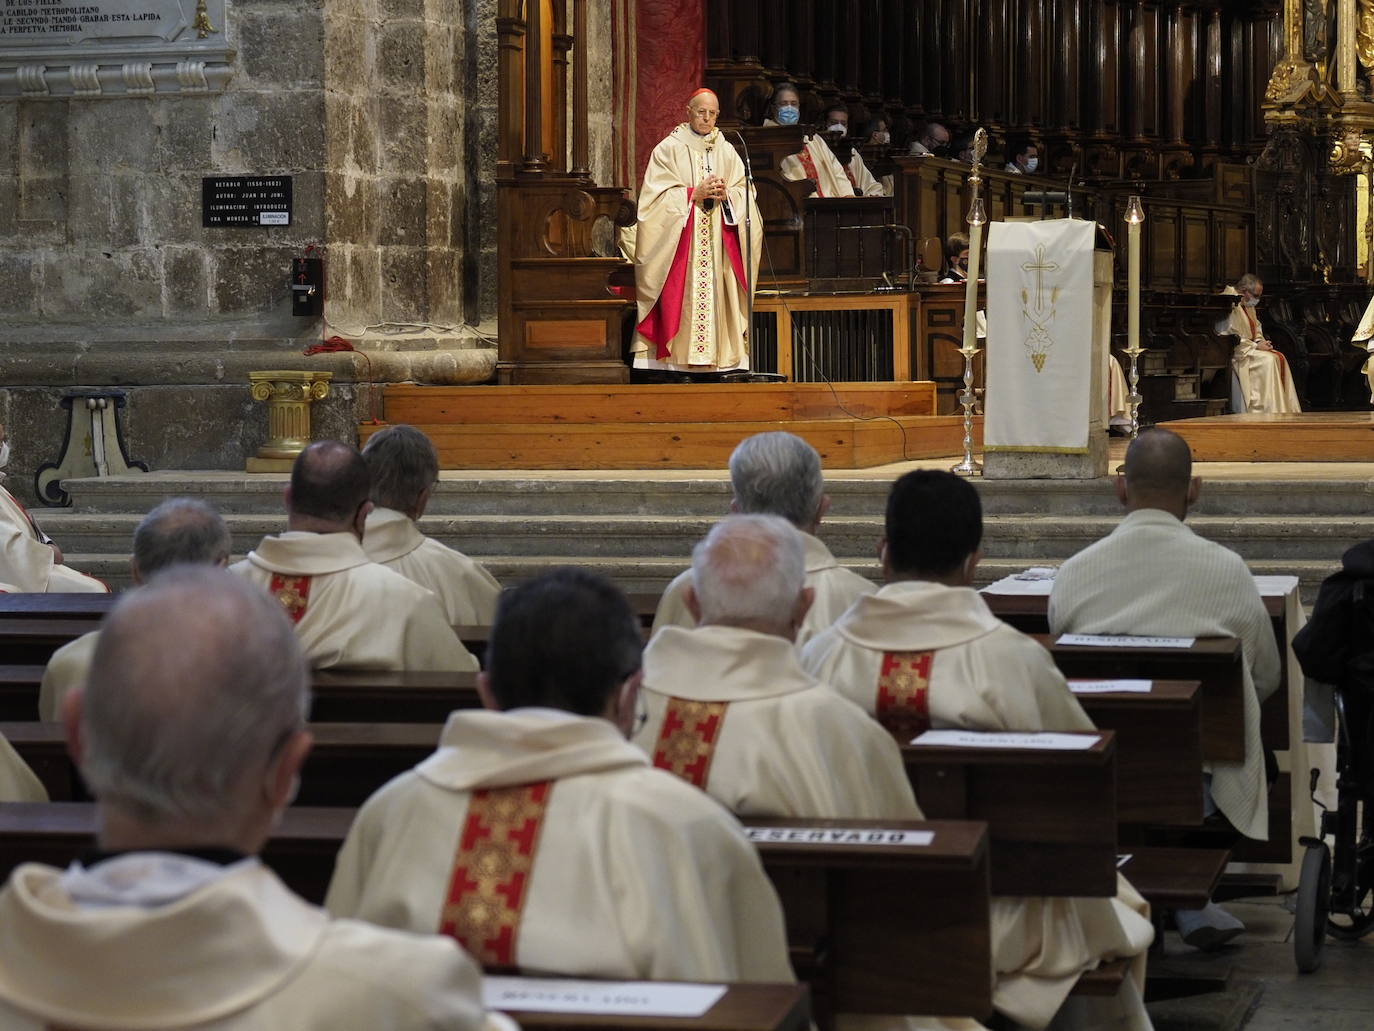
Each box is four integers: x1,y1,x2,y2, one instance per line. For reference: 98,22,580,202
287,440,371,533
687,90,720,135
689,514,810,638
1120,429,1197,516
131,498,231,583
80,565,309,833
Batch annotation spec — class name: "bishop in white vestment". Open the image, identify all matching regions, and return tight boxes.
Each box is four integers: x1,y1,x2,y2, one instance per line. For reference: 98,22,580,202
327,568,793,984
1215,277,1301,413
802,471,1154,1031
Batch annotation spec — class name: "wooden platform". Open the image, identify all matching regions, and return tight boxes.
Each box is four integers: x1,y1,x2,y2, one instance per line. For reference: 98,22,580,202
1158,412,1374,462
363,382,982,470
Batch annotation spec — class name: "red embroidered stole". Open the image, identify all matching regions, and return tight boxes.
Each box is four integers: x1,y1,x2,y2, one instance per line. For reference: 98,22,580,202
652,697,729,788
268,573,312,624
439,780,554,967
798,149,826,197
876,651,934,740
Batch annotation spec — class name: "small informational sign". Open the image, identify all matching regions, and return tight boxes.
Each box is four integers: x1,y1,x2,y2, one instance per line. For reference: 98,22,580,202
745,826,934,847
483,977,726,1017
1069,679,1153,694
913,729,1101,751
1056,633,1196,648
202,176,293,228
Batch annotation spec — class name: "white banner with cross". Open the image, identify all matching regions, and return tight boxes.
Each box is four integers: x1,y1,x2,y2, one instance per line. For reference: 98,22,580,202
984,219,1096,453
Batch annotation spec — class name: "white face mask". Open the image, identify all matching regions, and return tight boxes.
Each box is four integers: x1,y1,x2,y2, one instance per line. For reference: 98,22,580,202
1243,296,1259,308
827,122,847,135
0,441,9,470
872,131,890,145
1025,157,1039,173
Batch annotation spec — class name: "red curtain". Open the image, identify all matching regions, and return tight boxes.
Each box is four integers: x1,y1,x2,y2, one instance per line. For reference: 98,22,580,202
633,0,706,188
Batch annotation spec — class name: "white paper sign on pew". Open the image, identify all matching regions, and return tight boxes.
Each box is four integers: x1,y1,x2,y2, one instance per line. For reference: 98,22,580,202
484,977,727,1017
1056,633,1196,648
745,826,935,846
913,729,1101,750
1069,679,1153,694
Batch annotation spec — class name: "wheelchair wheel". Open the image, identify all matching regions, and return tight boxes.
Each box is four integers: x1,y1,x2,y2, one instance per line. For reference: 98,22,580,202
1296,841,1332,972
1327,845,1374,940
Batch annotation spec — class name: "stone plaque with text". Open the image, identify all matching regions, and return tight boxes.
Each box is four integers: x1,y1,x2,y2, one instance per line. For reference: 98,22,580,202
0,0,233,98
202,176,293,228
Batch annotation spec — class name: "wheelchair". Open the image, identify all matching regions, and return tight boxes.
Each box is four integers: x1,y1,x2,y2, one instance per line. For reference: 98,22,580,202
1294,682,1374,972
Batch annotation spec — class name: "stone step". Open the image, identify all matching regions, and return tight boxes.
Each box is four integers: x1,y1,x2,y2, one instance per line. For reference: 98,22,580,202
56,472,1374,518
34,512,1374,563
61,553,1339,605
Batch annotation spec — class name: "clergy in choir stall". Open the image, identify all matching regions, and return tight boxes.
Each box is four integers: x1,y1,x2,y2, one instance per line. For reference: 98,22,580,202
40,497,232,722
1214,274,1302,414
652,431,874,645
232,440,476,672
326,568,794,984
939,233,970,284
909,119,952,158
779,102,887,198
1348,290,1374,402
632,88,762,375
0,426,107,593
801,470,1155,1031
0,566,511,1031
1003,138,1039,175
1049,429,1280,949
361,424,501,625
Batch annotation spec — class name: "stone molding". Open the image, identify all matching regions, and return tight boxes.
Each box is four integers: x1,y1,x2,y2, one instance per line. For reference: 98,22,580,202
0,42,234,96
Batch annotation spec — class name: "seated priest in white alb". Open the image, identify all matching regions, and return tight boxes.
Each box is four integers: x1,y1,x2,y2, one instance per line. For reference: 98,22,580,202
0,566,511,1031
780,103,885,198
802,470,1155,1031
1215,274,1301,413
638,514,984,1031
1049,428,1280,950
652,431,874,646
1350,289,1374,402
361,424,501,626
232,440,476,672
0,426,107,593
40,497,232,722
326,568,794,983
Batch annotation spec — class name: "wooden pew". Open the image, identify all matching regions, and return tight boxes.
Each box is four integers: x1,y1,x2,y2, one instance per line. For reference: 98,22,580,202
1,722,444,806
0,594,115,619
0,803,992,1025
986,590,1290,750
1068,680,1205,826
0,667,483,724
1039,635,1246,761
902,731,1118,897
0,618,92,665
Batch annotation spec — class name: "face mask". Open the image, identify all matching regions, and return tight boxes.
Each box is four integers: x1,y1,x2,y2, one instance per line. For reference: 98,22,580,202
776,105,800,125
827,122,847,135
872,131,890,145
1243,296,1259,308
956,259,968,271
1025,157,1039,173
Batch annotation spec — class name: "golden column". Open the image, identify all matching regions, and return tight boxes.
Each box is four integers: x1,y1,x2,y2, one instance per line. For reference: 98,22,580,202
246,371,333,472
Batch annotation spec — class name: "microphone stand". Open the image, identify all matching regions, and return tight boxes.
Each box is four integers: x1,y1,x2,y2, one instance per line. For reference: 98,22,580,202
733,130,755,363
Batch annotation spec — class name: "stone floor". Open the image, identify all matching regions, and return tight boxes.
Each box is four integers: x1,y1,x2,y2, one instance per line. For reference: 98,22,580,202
1146,894,1374,1030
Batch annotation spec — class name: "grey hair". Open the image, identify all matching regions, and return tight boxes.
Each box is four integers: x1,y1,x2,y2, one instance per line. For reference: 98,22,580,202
132,498,232,576
1236,273,1262,293
360,424,440,513
691,514,806,626
728,431,825,528
81,565,310,826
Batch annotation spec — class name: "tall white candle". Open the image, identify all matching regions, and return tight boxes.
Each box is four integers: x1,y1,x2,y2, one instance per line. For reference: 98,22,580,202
962,220,983,352
1126,196,1142,353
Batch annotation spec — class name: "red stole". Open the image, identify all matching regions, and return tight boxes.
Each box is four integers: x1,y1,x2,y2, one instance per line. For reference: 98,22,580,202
268,574,312,624
652,696,729,788
876,651,934,741
439,780,554,967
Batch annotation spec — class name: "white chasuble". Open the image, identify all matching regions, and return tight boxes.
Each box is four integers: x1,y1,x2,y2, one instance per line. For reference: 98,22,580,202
634,124,761,372
0,859,508,1030
1352,293,1374,401
326,709,794,984
231,531,476,673
802,581,1154,1031
39,628,99,722
984,219,1097,454
0,486,107,593
780,135,859,198
651,532,876,648
363,507,502,626
635,625,919,819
